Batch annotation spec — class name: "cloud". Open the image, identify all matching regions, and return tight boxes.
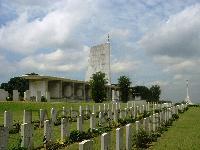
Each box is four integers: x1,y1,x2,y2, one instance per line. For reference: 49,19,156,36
139,4,200,58
0,0,94,54
18,46,89,72
111,59,140,73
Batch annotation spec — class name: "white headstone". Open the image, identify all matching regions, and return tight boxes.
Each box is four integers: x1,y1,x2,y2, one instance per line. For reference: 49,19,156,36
13,90,19,101
116,127,123,150
0,127,9,150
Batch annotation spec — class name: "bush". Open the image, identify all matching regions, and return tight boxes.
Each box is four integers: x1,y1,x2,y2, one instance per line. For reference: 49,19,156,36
134,129,151,148
41,96,47,102
172,114,179,120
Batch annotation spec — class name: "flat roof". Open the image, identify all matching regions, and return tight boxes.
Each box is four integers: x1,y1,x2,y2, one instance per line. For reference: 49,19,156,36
22,75,87,84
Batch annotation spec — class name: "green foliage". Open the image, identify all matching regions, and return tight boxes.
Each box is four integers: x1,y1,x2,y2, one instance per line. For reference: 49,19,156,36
41,96,47,102
150,85,161,102
132,86,151,100
89,71,108,103
0,77,29,98
135,129,151,148
172,114,179,120
118,75,131,102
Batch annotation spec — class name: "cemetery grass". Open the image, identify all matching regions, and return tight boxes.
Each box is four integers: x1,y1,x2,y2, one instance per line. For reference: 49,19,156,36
152,106,200,150
0,101,128,149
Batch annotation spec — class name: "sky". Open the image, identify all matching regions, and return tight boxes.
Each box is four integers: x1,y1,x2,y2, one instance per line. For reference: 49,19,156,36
0,0,200,103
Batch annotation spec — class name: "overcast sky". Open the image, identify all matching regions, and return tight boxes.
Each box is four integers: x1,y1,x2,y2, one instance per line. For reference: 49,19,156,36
0,0,200,103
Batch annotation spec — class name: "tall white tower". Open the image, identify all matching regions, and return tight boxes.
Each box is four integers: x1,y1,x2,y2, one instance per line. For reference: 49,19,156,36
185,80,192,104
85,35,111,84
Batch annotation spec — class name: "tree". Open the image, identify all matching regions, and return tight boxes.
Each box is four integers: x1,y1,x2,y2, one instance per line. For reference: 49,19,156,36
0,77,29,98
89,71,108,103
150,85,161,102
132,86,151,101
118,76,131,102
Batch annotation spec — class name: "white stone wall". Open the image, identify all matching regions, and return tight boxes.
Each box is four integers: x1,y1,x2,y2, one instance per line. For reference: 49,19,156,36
29,80,48,97
85,43,111,84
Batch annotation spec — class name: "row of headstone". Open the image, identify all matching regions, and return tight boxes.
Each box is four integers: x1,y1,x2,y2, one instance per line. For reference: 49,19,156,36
24,90,50,102
78,123,133,150
1,103,187,149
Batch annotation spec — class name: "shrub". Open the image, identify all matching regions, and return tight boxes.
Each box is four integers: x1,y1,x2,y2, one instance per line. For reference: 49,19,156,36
134,129,151,148
41,96,47,102
172,114,179,120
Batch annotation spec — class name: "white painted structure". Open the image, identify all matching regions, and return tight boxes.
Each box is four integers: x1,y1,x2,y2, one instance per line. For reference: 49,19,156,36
22,75,117,101
85,37,111,84
185,80,192,104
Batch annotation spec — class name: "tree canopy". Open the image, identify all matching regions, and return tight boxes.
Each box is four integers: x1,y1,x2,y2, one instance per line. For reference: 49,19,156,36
89,71,108,103
0,77,29,98
118,75,131,102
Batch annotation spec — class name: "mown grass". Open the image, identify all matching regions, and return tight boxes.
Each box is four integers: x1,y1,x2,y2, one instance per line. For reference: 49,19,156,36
151,106,200,150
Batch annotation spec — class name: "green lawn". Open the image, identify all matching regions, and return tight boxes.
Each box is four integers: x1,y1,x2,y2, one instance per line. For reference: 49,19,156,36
152,107,200,150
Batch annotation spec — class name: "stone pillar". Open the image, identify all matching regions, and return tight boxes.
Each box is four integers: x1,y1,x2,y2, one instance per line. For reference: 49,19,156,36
79,140,93,150
90,113,95,129
126,124,132,150
13,90,19,101
4,111,13,130
77,115,83,132
101,133,110,150
36,91,41,102
24,90,30,101
0,127,9,150
116,127,123,150
51,108,57,124
21,123,33,149
44,120,53,144
23,110,32,124
61,118,69,142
